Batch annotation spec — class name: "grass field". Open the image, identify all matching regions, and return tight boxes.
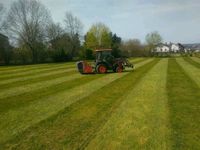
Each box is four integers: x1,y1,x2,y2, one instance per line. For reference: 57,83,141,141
0,57,199,149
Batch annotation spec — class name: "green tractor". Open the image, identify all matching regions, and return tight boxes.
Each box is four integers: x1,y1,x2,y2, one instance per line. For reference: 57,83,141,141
77,49,134,74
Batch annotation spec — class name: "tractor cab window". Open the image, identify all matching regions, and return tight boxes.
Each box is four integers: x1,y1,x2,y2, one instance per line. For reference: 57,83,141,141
96,51,112,60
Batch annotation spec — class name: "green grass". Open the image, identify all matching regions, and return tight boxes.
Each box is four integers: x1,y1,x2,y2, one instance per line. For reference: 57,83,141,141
0,62,75,72
87,59,170,150
0,65,74,80
176,58,200,87
167,58,200,149
190,57,200,64
1,59,159,149
0,57,199,150
183,57,200,68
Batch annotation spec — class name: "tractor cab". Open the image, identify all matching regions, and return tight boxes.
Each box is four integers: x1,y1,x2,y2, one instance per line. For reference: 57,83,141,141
95,49,114,69
76,49,133,74
95,49,113,61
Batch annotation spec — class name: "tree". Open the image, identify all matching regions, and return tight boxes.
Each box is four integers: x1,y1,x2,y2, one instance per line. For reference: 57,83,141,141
4,0,52,63
145,31,162,52
64,12,83,37
49,33,75,62
0,34,12,65
12,45,32,64
121,39,146,57
84,32,98,49
64,12,83,58
85,22,112,50
0,4,4,30
111,33,122,57
79,48,94,60
47,23,64,42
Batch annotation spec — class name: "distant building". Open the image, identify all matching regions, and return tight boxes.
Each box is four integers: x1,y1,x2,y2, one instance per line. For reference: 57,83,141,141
171,43,185,53
153,42,185,54
154,43,170,53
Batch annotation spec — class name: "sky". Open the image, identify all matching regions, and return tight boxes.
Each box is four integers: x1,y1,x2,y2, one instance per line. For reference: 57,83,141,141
1,0,200,44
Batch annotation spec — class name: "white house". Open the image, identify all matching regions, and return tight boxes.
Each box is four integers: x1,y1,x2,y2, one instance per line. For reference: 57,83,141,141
154,43,170,53
154,43,185,53
171,44,179,52
171,43,185,53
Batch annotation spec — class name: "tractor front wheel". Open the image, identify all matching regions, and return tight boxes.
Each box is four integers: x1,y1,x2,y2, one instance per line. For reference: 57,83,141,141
115,66,123,73
97,64,107,74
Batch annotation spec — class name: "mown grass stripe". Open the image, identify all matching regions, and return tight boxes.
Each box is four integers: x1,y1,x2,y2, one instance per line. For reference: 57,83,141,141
0,65,74,80
130,58,146,64
176,58,200,88
0,57,139,73
0,58,154,146
129,57,144,61
0,57,151,101
0,72,80,99
190,57,200,64
0,62,74,75
0,57,138,77
86,59,169,150
0,58,151,95
183,57,200,68
0,68,76,87
0,58,149,113
135,58,154,68
1,59,158,149
0,58,139,79
167,58,200,149
0,61,75,72
129,57,142,60
0,73,105,114
0,73,128,144
0,58,149,96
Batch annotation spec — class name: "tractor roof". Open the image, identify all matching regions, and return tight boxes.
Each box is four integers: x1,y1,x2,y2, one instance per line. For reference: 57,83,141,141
95,49,112,52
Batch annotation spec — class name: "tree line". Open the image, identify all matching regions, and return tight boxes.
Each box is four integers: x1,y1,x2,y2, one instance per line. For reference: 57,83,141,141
0,0,162,65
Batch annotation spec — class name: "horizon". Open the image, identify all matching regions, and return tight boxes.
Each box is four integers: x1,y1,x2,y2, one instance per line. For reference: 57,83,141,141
1,0,200,44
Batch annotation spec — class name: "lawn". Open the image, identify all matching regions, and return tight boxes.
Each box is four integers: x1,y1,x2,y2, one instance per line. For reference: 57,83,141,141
0,57,199,149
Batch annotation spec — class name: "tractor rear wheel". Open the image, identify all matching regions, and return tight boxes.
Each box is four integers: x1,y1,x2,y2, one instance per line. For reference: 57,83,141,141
97,64,107,73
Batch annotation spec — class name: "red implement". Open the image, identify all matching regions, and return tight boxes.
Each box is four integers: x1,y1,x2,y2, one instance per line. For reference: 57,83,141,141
77,61,94,74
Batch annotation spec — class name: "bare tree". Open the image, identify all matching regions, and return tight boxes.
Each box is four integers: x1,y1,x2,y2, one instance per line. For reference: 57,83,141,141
47,23,64,41
64,12,83,37
64,12,83,58
0,3,6,31
4,0,52,63
121,39,145,57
